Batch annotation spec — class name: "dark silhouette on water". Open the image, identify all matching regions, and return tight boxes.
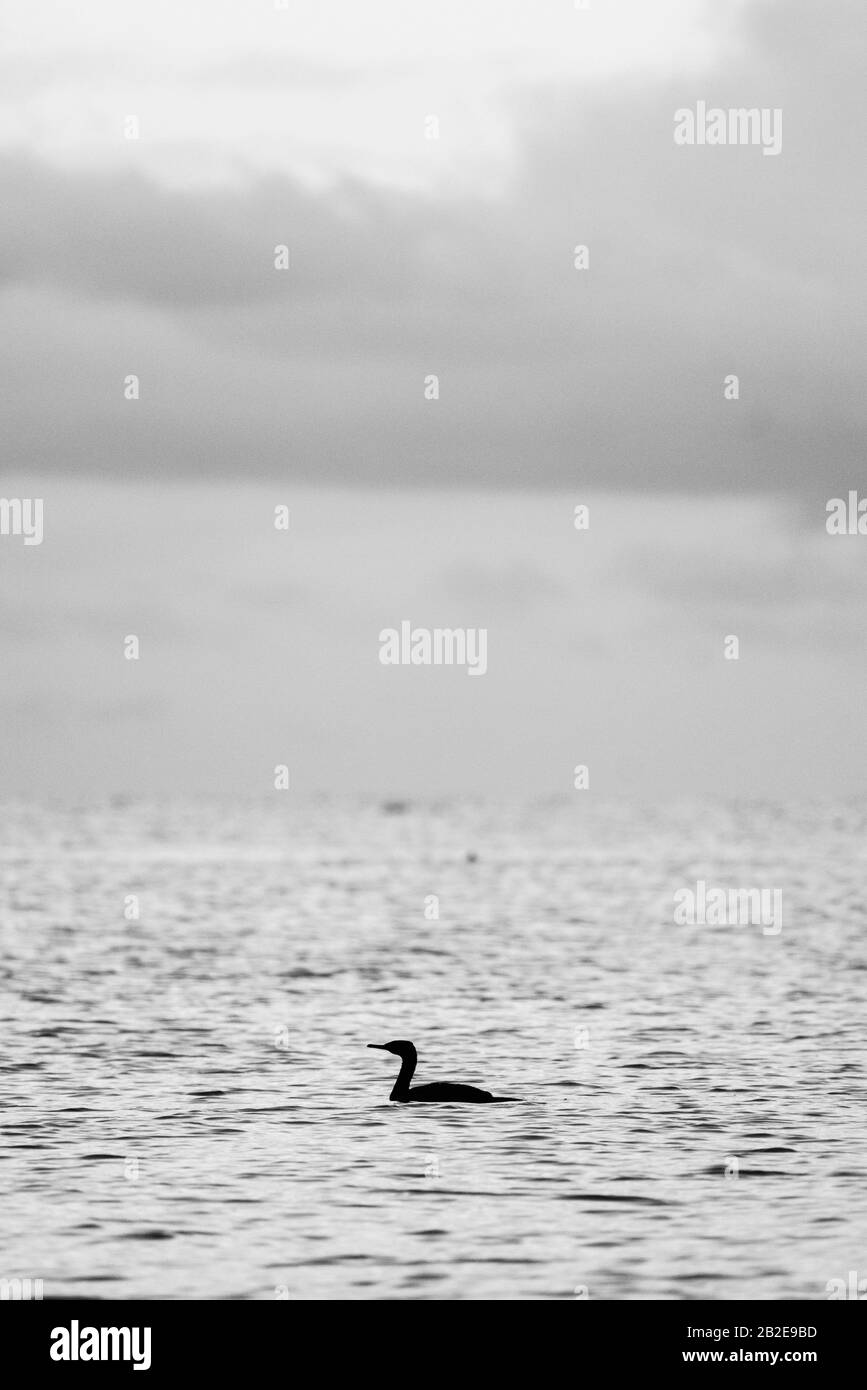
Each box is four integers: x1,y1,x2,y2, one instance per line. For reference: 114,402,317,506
367,1040,520,1104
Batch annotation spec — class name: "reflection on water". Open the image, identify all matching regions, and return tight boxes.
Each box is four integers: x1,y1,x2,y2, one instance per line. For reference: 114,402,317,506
0,797,865,1300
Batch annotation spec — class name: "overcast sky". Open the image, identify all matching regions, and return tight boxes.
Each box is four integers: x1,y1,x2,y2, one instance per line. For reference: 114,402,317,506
0,0,863,489
0,1,864,802
3,483,866,802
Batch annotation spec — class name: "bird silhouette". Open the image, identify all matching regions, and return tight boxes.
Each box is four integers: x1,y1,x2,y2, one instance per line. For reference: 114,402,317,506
367,1040,520,1104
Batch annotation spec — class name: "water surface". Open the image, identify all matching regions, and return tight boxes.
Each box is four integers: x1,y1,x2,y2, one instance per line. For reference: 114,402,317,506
1,797,864,1299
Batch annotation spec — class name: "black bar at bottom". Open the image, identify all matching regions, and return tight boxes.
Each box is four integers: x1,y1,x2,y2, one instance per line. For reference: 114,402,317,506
5,1298,864,1377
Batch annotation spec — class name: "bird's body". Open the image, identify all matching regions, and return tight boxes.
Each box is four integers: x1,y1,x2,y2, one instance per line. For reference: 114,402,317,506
401,1081,495,1104
367,1040,519,1104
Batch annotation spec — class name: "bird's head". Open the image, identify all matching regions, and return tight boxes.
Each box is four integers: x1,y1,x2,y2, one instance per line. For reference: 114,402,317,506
367,1040,416,1060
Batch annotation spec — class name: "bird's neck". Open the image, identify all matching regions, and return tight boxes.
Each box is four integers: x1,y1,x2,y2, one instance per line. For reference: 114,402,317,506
390,1051,417,1101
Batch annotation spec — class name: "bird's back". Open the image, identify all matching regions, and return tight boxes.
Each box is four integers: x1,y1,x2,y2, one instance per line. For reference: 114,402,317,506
406,1081,494,1103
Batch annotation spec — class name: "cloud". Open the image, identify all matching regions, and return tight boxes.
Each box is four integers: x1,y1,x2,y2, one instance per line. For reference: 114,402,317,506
0,0,863,488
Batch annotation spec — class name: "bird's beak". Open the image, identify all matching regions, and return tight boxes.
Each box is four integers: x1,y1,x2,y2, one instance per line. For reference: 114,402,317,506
367,1043,387,1049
